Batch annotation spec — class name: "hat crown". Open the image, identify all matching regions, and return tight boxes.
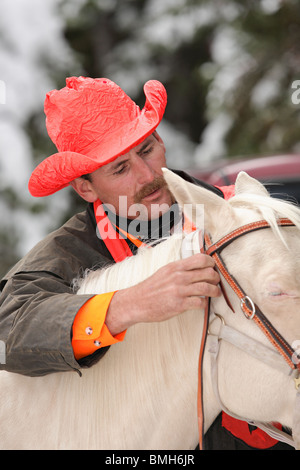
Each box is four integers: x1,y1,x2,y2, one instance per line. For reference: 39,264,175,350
45,77,140,155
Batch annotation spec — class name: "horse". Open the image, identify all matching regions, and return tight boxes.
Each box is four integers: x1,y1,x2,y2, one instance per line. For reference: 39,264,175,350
0,168,299,450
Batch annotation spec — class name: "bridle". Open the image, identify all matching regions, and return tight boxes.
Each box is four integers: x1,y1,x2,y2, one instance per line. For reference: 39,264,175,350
196,217,300,450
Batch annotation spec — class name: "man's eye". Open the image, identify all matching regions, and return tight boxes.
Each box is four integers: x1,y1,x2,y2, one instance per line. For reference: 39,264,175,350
114,164,128,175
141,145,153,156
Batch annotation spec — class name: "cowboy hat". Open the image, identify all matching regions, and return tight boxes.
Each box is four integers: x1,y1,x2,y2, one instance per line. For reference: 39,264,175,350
28,76,167,197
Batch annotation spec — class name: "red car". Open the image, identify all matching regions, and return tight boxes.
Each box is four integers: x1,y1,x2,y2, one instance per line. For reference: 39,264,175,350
188,154,300,204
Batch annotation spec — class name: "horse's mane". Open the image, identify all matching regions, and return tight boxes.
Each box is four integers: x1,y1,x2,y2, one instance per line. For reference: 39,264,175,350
76,233,183,294
228,192,300,246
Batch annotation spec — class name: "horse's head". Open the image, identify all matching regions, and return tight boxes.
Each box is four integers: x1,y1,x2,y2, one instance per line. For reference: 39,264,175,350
163,168,300,448
163,168,300,342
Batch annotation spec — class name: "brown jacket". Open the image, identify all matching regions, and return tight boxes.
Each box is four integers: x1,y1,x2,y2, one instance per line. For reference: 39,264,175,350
0,205,113,376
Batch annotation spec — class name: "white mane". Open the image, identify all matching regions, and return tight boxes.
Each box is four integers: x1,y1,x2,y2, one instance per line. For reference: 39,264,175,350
229,191,300,245
77,233,183,294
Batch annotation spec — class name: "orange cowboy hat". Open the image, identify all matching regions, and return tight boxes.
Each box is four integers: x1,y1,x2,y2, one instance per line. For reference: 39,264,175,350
28,76,167,197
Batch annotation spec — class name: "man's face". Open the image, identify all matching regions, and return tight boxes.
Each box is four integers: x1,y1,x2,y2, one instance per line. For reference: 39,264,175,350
74,133,174,220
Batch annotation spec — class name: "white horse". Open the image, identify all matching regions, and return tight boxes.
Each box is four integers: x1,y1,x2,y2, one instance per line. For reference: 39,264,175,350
0,169,299,450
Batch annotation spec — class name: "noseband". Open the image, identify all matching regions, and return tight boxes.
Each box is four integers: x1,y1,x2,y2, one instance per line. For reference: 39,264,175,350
197,217,300,450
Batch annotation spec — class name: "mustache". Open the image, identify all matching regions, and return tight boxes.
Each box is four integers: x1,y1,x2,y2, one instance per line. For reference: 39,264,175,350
134,175,167,203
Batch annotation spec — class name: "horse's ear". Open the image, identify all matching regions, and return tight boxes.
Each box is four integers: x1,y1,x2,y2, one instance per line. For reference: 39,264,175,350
235,171,270,197
162,168,230,232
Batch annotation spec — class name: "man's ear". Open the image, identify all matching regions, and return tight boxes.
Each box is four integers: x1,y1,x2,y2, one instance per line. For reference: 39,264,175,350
70,177,98,203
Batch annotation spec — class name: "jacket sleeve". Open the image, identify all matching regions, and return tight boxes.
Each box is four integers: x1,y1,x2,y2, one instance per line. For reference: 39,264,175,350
0,270,107,377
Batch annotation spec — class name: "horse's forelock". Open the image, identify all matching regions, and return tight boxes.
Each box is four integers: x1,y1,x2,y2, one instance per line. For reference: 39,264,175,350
229,193,300,246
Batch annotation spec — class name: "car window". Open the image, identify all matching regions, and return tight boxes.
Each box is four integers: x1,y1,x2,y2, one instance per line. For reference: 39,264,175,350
265,181,300,205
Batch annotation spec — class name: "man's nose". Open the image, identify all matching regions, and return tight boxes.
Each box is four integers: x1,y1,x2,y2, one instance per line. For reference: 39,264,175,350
134,157,155,184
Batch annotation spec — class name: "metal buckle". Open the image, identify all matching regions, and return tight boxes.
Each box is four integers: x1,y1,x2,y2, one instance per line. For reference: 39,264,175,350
241,296,256,320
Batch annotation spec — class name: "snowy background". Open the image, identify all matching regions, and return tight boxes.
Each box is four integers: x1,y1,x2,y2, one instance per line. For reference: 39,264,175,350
0,0,299,276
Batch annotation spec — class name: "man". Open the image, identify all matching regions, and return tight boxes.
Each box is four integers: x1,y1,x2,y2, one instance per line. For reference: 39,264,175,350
0,77,291,450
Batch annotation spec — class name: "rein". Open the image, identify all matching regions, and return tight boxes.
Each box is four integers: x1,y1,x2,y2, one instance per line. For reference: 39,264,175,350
197,217,300,450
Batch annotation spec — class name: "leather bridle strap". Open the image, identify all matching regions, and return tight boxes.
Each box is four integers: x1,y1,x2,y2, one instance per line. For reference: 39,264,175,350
205,218,294,257
197,217,299,450
205,218,299,371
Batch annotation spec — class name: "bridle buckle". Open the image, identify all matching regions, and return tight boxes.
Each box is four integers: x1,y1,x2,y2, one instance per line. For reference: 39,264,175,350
240,295,256,320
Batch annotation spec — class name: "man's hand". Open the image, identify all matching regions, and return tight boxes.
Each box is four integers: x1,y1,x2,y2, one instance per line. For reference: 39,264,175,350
105,253,221,336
